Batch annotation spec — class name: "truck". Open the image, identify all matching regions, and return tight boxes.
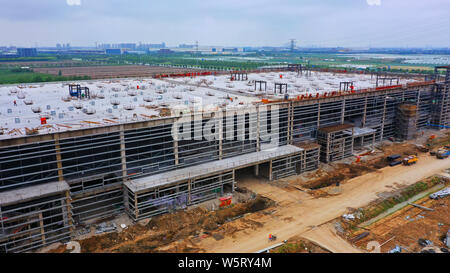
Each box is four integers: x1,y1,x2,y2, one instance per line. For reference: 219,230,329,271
436,146,450,159
402,155,418,166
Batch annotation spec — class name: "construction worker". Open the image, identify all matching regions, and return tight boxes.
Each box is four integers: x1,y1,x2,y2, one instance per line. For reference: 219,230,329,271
13,100,17,106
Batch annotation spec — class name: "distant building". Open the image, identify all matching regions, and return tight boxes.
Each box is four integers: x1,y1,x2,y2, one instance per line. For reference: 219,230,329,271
105,48,122,55
99,43,112,49
179,44,195,49
66,49,105,55
124,50,146,55
113,43,136,50
158,49,174,54
139,42,166,49
55,43,71,50
222,48,238,53
17,48,37,57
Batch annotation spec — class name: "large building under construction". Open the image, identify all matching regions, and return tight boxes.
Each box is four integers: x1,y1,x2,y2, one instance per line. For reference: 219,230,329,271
0,66,449,252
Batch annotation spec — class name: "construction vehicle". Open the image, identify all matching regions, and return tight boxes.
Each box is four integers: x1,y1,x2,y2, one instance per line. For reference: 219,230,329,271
268,234,277,242
403,155,418,166
436,146,450,159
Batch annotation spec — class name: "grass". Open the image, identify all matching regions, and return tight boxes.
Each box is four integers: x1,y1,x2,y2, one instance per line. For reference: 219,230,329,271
356,176,443,224
272,242,306,253
0,52,444,84
0,68,91,85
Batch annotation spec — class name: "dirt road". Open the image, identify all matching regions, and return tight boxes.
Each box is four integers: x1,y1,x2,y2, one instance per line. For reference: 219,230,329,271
198,154,450,253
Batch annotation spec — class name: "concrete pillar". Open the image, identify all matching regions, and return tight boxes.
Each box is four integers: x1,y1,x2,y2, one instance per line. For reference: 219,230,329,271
291,103,295,143
65,191,73,231
53,136,74,231
38,212,46,244
53,134,64,182
232,170,235,192
317,103,321,129
254,164,259,176
173,139,179,165
219,111,224,160
341,99,346,124
188,179,192,204
287,103,292,143
362,96,368,127
134,193,139,220
372,133,376,149
351,127,355,155
269,160,273,181
120,125,130,215
380,95,388,141
256,105,261,151
119,125,127,181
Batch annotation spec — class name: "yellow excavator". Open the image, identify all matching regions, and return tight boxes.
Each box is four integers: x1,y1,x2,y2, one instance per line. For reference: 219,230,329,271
403,155,418,166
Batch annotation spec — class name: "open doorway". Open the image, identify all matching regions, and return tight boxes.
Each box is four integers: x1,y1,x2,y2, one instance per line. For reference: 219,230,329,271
234,165,256,182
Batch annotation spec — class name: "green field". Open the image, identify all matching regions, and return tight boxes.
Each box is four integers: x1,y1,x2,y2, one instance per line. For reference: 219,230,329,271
0,51,446,85
0,68,91,85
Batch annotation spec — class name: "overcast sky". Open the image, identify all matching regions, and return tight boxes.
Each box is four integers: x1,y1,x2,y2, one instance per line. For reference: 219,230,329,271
1,0,449,48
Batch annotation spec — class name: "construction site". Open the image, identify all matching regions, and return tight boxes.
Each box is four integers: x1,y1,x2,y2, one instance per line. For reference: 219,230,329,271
0,65,449,253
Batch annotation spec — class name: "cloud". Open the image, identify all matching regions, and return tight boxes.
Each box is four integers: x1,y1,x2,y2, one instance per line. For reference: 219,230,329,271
66,0,81,6
367,0,381,6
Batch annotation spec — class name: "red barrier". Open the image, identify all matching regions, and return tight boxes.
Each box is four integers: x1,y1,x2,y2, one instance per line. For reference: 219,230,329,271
375,85,402,91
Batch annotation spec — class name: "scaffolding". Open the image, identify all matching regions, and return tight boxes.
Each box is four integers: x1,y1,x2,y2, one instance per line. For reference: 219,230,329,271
395,104,418,140
431,68,450,128
126,171,234,220
255,80,267,91
0,182,72,253
272,154,302,180
125,145,306,220
274,83,288,94
317,124,354,163
68,84,90,99
287,64,302,75
230,71,248,81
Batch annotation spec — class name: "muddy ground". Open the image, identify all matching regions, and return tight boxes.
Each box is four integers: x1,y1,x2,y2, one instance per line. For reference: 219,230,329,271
50,196,273,253
292,136,446,192
351,197,450,253
337,176,450,253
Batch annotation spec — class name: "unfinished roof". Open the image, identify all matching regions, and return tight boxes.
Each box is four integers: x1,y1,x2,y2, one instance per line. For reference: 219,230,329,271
0,181,69,206
0,77,258,140
170,70,418,97
125,144,304,193
0,70,419,140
